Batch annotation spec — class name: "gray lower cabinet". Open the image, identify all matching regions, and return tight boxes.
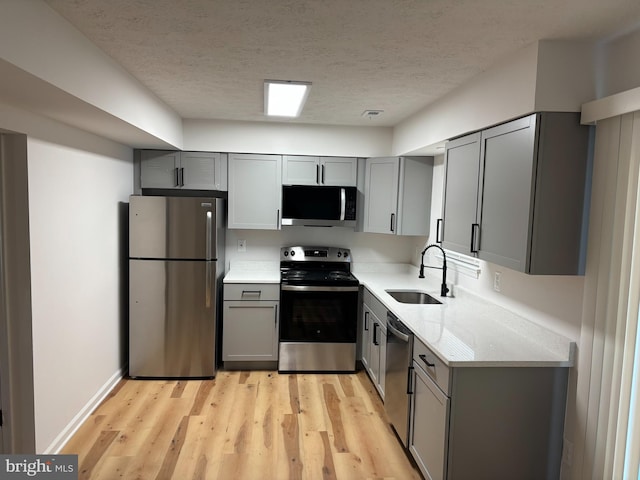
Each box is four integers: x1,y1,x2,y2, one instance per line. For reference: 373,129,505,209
409,337,568,480
362,288,387,399
222,283,279,366
441,112,591,274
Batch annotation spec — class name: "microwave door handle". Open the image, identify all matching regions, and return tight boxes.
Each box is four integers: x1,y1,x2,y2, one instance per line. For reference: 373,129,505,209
340,188,346,221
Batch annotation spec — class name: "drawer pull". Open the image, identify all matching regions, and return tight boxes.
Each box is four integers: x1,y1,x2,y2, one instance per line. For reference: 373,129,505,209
241,290,261,298
419,354,435,368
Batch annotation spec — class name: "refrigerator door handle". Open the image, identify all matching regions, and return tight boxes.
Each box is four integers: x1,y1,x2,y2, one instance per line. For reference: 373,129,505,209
206,261,212,308
206,211,213,260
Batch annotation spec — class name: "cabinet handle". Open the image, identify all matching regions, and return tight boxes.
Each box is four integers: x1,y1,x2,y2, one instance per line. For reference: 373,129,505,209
180,167,185,186
373,323,379,346
407,365,414,394
419,354,435,368
470,223,480,253
436,219,443,243
364,311,369,331
316,164,320,184
321,164,325,184
175,167,180,187
276,209,280,228
274,304,278,327
390,213,396,232
241,290,261,298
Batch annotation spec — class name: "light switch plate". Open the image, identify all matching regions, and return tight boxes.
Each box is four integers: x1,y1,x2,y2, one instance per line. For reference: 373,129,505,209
493,271,501,292
237,239,246,252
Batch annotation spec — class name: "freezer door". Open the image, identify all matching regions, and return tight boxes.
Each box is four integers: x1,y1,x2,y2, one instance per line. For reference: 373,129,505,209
129,259,217,377
129,195,219,260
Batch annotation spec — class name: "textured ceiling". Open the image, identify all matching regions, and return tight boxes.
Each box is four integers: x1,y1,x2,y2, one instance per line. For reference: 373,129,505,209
44,0,640,127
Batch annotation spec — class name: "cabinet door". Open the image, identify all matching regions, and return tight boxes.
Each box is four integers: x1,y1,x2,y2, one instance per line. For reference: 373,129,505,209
361,304,372,371
320,157,357,186
441,133,481,255
228,154,282,229
367,311,382,389
181,152,222,190
409,363,450,480
478,115,536,272
140,150,180,188
378,322,387,399
222,301,279,361
282,155,320,185
363,157,400,234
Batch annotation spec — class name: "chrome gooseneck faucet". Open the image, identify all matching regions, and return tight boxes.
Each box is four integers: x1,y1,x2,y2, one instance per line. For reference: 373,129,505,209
419,244,449,297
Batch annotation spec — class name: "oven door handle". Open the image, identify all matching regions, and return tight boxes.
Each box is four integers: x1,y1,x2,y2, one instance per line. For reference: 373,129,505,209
281,285,359,292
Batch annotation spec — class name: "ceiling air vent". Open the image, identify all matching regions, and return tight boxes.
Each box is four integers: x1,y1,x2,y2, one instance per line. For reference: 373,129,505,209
361,110,384,119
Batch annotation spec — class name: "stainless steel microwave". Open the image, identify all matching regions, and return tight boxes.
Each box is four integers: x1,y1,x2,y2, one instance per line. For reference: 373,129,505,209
281,185,357,227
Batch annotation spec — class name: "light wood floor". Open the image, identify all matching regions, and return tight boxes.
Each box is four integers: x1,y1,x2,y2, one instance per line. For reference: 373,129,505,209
62,370,422,480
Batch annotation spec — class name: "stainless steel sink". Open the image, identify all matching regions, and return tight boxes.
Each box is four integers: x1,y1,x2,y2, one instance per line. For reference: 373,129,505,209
386,290,442,305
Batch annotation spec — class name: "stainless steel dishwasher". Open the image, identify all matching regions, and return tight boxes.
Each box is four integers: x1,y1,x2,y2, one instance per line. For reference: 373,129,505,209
384,311,414,447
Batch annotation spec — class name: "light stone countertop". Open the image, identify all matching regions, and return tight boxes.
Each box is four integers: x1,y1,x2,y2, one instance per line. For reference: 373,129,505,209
353,265,575,368
223,261,575,367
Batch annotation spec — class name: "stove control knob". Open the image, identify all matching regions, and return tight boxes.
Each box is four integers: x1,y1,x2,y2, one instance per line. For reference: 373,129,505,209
283,251,289,257
290,250,295,257
337,252,342,258
343,251,349,258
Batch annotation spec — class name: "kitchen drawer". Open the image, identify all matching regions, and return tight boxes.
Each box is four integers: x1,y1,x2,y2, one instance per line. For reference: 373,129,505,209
224,283,280,301
413,338,450,395
363,287,387,326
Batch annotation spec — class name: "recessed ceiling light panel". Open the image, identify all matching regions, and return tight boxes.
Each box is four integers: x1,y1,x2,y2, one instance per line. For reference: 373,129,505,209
264,80,311,117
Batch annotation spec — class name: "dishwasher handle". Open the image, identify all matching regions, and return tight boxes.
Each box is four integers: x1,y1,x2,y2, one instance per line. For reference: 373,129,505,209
386,312,412,342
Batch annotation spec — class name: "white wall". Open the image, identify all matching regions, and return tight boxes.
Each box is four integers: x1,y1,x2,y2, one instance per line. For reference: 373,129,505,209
598,27,640,98
0,103,133,453
0,0,182,148
184,119,393,157
225,227,418,271
392,42,539,156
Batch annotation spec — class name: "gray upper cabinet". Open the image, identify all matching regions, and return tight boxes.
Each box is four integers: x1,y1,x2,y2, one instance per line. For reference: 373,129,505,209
441,133,481,253
441,112,591,275
282,155,357,186
363,156,433,235
140,150,226,191
227,153,282,230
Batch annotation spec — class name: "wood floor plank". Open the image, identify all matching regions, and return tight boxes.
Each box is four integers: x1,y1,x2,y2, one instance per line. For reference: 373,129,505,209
322,383,349,454
62,371,421,480
77,430,119,480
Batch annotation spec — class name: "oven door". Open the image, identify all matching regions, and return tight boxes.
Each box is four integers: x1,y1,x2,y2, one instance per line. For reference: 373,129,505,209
280,285,358,343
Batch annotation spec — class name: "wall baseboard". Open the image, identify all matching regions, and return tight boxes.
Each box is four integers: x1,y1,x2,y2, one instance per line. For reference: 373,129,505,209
43,367,124,454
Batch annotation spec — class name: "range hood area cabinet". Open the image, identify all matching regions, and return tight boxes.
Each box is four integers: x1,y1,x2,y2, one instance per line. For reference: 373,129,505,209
139,150,227,191
282,155,357,186
363,156,434,235
227,153,282,230
440,112,591,275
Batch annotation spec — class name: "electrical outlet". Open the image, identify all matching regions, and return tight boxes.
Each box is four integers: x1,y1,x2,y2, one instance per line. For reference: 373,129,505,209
237,239,246,252
493,271,501,292
562,438,574,467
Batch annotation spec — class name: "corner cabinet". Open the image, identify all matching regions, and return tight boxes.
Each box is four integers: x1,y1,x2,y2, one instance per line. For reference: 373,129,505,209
363,156,433,235
227,153,282,229
282,155,357,186
440,112,591,274
222,283,279,366
140,150,227,191
361,288,387,399
408,337,568,480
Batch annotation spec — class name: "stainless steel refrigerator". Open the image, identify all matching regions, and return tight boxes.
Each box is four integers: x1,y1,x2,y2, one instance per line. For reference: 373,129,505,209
128,195,225,378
